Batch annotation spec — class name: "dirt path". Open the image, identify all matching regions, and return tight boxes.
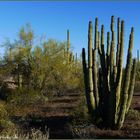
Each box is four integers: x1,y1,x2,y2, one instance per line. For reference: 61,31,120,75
12,92,82,139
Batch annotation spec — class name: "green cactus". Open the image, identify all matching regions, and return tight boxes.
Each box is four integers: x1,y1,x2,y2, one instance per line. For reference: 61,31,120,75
116,18,121,67
93,18,99,108
95,17,98,49
137,50,139,62
115,20,125,117
82,48,92,113
18,74,22,88
75,53,78,63
108,16,116,126
126,59,137,113
82,16,136,129
67,29,70,63
88,21,96,113
117,27,134,129
66,30,76,65
92,48,99,108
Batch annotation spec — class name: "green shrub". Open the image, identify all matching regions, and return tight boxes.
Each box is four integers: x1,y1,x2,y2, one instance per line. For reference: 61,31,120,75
127,109,140,121
0,83,14,100
70,96,91,126
7,88,48,106
134,81,140,92
0,102,16,135
0,102,8,119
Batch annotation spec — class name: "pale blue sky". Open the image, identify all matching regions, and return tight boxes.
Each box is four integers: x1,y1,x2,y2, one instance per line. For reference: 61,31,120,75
0,2,139,61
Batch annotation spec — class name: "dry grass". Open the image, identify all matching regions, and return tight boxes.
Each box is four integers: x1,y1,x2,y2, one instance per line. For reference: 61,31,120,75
0,128,49,140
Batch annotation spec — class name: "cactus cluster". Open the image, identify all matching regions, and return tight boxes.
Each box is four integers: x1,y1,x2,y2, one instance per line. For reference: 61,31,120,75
82,16,137,129
65,30,77,64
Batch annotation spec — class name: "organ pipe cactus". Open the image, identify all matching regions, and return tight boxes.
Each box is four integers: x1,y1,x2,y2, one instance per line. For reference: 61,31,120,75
67,29,70,62
66,30,76,64
87,21,96,112
137,50,139,62
82,16,137,129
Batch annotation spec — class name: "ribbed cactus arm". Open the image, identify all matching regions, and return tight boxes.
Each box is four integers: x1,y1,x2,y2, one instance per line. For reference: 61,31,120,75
110,16,116,79
95,17,98,49
67,30,70,62
115,21,125,115
106,32,110,60
126,59,137,113
88,21,96,112
117,27,134,129
106,32,111,90
82,48,92,113
116,18,121,67
92,48,99,108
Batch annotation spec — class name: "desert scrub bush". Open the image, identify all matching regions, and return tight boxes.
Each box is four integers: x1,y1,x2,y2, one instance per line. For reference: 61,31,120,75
134,81,140,92
0,82,14,100
127,109,140,121
0,101,16,136
70,95,92,126
7,88,48,106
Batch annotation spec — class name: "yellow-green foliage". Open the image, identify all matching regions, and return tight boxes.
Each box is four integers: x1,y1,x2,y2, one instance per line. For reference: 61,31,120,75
0,24,83,100
7,88,46,106
0,102,16,135
30,39,82,96
127,109,140,121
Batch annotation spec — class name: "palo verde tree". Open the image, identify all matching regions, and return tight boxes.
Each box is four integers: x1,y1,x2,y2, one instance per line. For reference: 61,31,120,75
1,25,83,98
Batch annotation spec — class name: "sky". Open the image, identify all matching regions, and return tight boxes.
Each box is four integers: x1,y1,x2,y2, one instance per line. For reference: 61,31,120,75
0,1,140,61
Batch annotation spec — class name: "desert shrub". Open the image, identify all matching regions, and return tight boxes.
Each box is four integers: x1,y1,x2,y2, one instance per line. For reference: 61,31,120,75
6,88,48,106
70,95,91,126
39,40,83,97
0,83,14,100
0,102,16,135
127,109,140,121
134,81,140,92
0,102,9,119
0,119,15,136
